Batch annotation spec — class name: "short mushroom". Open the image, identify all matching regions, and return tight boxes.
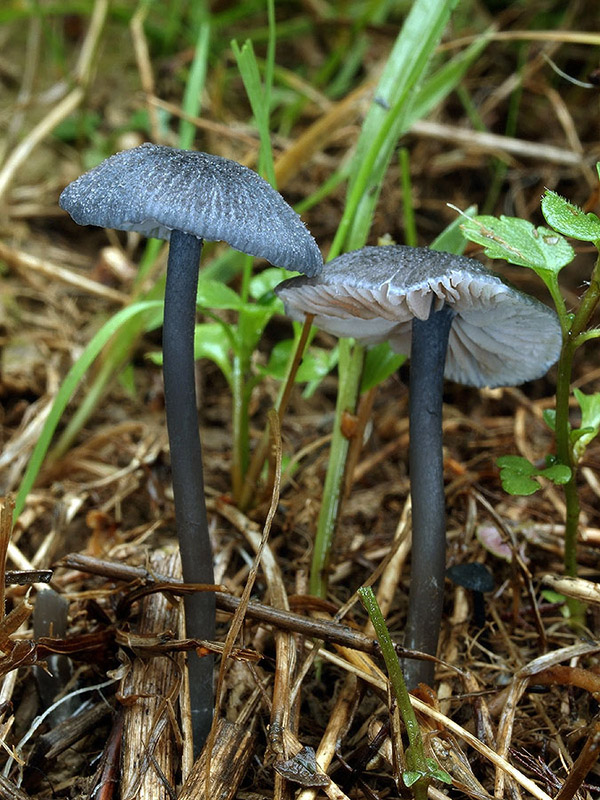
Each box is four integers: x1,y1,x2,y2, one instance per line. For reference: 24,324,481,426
60,143,322,750
446,562,495,630
275,244,561,688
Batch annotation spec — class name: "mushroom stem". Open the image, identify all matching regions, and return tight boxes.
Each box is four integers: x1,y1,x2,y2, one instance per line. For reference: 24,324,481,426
163,229,215,753
403,302,454,689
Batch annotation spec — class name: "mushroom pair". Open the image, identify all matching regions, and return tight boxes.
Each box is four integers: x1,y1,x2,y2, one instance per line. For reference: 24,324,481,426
60,143,322,751
275,245,561,688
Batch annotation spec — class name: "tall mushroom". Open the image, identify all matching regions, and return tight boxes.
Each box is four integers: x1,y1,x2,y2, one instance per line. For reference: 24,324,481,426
275,244,561,688
60,143,322,750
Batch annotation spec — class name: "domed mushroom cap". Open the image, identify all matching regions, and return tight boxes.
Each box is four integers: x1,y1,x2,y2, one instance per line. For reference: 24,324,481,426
275,245,561,388
447,563,495,593
59,143,322,276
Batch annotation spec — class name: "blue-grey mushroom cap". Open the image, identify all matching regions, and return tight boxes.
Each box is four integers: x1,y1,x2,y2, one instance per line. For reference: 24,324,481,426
59,143,323,276
275,245,562,388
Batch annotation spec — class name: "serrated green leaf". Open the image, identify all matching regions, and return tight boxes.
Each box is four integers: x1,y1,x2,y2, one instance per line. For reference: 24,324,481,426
196,279,242,310
460,214,574,274
361,342,406,393
541,190,600,242
573,388,600,460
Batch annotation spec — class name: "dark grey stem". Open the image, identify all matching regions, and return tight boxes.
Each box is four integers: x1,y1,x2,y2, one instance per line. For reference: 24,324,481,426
403,302,454,689
163,229,215,754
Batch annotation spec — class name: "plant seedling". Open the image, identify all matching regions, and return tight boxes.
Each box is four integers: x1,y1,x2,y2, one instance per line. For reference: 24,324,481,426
458,171,600,598
358,587,452,799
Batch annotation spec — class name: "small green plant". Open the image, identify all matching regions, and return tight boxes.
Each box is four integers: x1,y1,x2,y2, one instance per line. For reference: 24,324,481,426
358,587,451,798
458,174,600,584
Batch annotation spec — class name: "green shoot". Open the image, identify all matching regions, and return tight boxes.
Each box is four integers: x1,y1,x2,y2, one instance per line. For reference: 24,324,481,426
14,301,164,521
358,587,452,798
459,175,600,591
309,0,477,600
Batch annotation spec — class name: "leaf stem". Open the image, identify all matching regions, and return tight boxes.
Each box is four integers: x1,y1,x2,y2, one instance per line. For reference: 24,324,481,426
310,340,364,598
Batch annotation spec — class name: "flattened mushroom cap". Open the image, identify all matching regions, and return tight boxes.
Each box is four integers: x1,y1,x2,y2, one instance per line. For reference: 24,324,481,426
275,245,561,388
59,143,322,275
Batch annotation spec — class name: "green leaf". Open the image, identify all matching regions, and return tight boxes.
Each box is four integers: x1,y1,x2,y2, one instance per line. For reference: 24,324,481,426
432,204,477,253
261,339,337,385
425,759,453,784
403,771,423,788
538,463,571,484
194,323,233,387
196,278,242,310
405,31,491,128
496,455,536,474
460,214,574,274
237,305,275,357
361,342,406,393
249,268,288,300
541,190,600,242
179,21,210,150
497,454,571,495
230,36,276,187
497,456,539,495
14,300,164,520
500,472,541,495
573,388,600,460
332,0,460,255
543,408,556,431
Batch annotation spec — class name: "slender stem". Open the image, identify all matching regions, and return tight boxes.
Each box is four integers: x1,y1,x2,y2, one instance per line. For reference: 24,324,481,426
403,303,454,689
310,340,365,598
358,586,431,800
239,314,314,511
163,230,215,754
554,253,600,585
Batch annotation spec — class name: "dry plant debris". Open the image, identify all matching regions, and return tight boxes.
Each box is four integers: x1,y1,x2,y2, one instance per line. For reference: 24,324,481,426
1,1,600,799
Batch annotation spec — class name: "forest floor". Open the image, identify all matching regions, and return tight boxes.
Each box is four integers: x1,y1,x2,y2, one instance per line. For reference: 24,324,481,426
1,1,600,798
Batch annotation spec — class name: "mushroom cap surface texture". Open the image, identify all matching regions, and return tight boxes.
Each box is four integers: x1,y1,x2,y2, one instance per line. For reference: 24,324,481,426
59,143,323,276
275,245,562,388
447,563,495,593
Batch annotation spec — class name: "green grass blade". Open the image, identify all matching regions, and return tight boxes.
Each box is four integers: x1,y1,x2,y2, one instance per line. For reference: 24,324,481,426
405,29,491,127
231,36,276,187
13,301,164,521
179,20,210,150
331,0,459,257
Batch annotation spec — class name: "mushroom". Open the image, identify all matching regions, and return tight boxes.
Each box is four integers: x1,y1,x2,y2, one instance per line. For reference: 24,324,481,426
275,244,561,688
60,143,322,750
446,562,495,630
